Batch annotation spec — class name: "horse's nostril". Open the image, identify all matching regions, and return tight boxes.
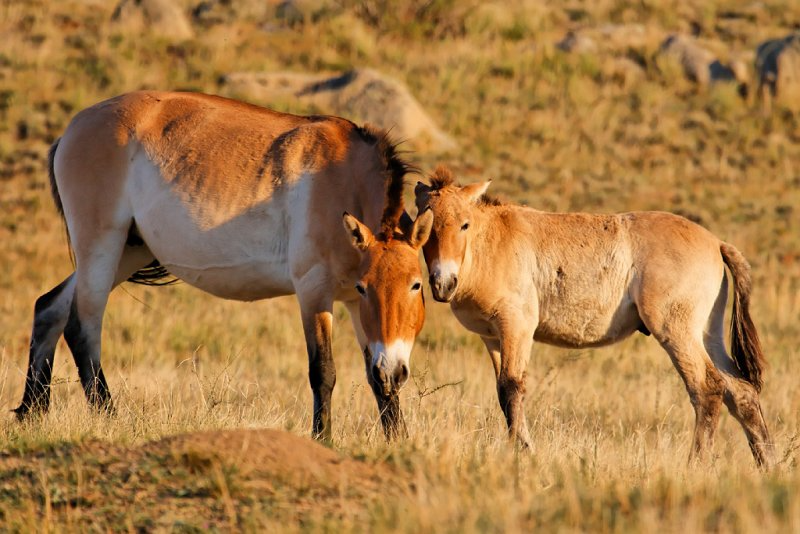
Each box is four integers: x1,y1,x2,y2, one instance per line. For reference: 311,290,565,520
393,363,410,389
371,364,383,385
451,275,458,288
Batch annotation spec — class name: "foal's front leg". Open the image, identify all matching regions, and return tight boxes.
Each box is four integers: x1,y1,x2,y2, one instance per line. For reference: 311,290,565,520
489,325,535,448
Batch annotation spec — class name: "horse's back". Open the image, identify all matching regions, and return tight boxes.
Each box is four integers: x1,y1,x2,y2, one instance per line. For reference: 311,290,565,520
52,91,386,301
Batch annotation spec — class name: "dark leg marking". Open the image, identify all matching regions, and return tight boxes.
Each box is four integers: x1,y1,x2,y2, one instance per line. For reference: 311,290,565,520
308,337,336,441
14,278,73,419
364,346,407,440
63,300,113,411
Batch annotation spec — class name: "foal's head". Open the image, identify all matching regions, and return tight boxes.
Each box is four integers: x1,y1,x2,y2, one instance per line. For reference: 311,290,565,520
342,210,433,397
414,166,491,302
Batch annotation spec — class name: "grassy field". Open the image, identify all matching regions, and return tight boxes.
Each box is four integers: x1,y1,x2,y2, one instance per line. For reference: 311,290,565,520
1,0,800,531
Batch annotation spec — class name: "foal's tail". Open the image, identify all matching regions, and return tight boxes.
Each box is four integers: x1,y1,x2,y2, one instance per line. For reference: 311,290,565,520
720,242,765,392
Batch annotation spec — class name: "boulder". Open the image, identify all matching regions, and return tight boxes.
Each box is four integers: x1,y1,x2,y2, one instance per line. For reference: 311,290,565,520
557,24,649,54
755,32,800,110
111,0,194,40
658,34,745,87
222,69,457,152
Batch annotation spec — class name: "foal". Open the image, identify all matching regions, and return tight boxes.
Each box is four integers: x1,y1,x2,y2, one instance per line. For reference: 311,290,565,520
415,166,774,468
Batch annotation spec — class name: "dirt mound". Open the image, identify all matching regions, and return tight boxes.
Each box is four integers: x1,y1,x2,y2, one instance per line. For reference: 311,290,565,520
144,428,387,492
0,428,404,531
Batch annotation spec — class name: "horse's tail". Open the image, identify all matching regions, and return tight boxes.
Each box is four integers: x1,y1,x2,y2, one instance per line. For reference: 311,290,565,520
48,138,63,217
48,137,75,265
720,242,766,392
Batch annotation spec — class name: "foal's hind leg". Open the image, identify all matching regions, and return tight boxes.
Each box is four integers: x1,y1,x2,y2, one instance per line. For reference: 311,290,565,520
656,333,725,463
704,277,775,468
14,275,76,418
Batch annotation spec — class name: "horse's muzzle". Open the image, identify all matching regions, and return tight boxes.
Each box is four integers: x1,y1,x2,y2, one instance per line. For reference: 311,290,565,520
430,274,457,302
371,363,410,397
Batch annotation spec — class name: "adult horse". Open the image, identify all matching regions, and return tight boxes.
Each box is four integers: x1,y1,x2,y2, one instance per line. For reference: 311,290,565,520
415,166,774,468
16,91,433,441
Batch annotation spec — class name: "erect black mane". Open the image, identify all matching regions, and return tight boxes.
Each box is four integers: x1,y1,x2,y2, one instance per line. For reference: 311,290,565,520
355,125,417,240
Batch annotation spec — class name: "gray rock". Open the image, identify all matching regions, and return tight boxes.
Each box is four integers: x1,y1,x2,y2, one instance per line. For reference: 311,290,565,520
755,32,800,109
658,34,745,86
111,0,194,40
223,69,457,152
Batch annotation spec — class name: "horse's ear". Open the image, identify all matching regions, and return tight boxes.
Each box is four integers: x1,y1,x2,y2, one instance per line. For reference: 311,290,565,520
342,212,374,252
462,180,492,204
414,181,431,197
408,208,434,250
398,211,414,236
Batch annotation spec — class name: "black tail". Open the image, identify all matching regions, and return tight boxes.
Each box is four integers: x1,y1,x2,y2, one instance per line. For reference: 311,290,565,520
720,242,766,392
48,139,63,217
48,138,74,266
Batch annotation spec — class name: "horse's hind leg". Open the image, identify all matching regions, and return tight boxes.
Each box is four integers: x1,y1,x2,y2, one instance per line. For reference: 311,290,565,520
65,232,151,411
14,275,76,418
721,379,774,468
658,332,725,463
704,276,775,468
642,291,725,464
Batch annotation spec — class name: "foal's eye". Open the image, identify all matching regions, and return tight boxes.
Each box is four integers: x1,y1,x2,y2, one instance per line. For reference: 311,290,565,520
411,281,422,291
461,222,470,231
355,283,366,296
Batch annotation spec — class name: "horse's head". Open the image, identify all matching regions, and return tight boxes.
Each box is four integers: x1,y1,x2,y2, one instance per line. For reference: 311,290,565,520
342,209,433,397
414,166,491,302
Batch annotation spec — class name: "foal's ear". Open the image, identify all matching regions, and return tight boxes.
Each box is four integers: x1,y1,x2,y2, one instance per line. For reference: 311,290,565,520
462,180,492,204
342,212,374,252
408,208,434,249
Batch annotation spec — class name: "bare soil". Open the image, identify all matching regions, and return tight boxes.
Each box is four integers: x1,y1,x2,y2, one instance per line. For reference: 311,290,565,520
0,428,404,531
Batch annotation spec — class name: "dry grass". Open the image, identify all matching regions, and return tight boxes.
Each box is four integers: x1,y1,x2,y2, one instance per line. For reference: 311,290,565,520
1,0,800,531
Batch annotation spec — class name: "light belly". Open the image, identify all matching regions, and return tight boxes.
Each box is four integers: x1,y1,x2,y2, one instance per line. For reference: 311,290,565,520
534,296,641,348
126,155,295,301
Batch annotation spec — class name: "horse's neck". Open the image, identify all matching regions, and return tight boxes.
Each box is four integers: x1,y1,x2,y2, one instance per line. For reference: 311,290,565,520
461,207,503,288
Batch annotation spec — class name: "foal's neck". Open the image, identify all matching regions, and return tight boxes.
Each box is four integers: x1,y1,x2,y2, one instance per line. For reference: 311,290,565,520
461,205,503,288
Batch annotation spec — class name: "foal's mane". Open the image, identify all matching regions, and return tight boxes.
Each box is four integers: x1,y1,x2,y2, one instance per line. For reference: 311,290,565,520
356,125,417,241
426,165,504,206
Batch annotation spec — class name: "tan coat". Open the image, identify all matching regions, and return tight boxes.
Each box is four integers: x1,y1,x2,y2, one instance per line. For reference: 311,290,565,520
17,91,430,442
416,166,773,468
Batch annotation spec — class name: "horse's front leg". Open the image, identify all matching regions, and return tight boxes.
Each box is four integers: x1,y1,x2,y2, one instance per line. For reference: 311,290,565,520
494,323,535,448
296,277,336,443
344,301,407,441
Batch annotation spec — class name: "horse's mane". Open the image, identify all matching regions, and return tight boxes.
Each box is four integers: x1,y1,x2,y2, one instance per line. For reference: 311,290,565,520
428,165,455,190
426,165,504,206
355,125,417,240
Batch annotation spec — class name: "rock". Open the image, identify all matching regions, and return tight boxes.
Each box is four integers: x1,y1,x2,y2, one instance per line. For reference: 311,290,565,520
658,34,745,87
111,0,194,40
755,32,800,110
275,0,332,25
222,69,457,152
557,24,649,54
557,31,596,53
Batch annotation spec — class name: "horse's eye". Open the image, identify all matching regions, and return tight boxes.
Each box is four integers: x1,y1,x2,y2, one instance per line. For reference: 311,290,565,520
355,283,366,296
461,222,470,231
411,281,421,291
